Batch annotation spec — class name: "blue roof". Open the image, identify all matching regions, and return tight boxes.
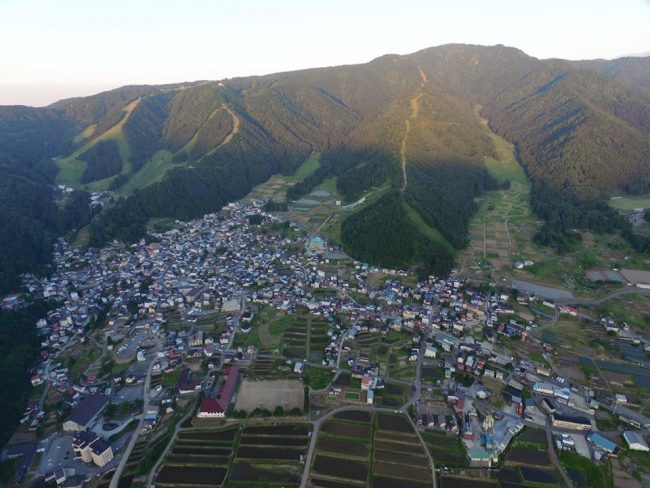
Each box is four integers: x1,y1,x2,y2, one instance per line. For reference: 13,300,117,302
588,433,618,452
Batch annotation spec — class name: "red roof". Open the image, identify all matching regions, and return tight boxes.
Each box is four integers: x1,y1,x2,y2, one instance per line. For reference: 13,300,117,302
216,367,239,411
199,367,239,414
199,397,224,414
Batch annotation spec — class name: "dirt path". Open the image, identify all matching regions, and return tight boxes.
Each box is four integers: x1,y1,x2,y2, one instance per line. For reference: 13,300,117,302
400,69,428,191
214,105,240,149
200,104,242,158
399,118,412,191
417,66,428,85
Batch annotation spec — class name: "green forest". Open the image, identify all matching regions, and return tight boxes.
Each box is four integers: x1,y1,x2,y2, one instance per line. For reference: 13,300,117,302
79,139,123,183
0,172,90,295
1,44,650,294
0,301,54,447
341,191,455,277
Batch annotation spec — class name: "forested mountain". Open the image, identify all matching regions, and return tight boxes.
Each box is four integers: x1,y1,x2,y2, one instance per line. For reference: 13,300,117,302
1,44,650,287
571,56,650,94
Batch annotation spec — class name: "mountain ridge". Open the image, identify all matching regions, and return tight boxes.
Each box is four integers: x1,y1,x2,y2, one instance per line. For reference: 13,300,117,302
1,43,650,292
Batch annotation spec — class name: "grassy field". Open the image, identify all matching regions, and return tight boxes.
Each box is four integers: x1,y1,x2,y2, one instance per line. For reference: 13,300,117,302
458,108,544,281
162,369,183,389
56,98,140,189
559,451,612,488
121,150,175,195
244,154,323,205
483,133,528,184
609,194,650,210
288,152,321,183
72,225,92,249
316,176,339,197
404,202,454,252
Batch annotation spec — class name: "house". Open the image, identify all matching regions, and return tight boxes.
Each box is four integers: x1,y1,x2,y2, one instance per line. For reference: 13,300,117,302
551,412,591,431
587,433,618,455
63,394,109,432
623,431,649,451
72,431,114,467
468,448,492,467
367,389,374,405
177,368,202,395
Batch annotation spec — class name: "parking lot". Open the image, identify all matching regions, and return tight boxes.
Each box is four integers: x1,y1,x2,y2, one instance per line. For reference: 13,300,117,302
37,435,86,476
115,332,148,362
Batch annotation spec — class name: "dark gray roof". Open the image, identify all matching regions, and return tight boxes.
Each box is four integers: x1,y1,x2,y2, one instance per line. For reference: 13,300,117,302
90,438,111,456
552,412,590,425
66,394,108,427
72,430,97,449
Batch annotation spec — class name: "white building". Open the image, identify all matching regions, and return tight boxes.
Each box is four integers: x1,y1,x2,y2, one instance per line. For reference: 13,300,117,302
367,389,374,405
623,431,649,451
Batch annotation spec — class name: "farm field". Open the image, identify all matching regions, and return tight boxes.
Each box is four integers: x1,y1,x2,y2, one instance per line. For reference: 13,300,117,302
440,477,497,488
373,413,432,485
309,413,373,486
459,112,540,282
422,431,467,467
309,411,433,487
155,425,239,487
559,451,612,488
156,423,311,488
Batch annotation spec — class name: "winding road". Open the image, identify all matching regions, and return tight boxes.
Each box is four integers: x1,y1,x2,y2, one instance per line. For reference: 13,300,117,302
109,335,160,488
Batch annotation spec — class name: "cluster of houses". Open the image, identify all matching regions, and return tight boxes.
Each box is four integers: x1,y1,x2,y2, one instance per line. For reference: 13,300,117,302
6,196,650,485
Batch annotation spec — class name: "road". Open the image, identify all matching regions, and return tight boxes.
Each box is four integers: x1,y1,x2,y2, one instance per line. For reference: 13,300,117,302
39,331,81,411
298,330,437,488
545,420,574,488
555,286,650,305
146,406,196,488
299,404,427,488
109,336,160,488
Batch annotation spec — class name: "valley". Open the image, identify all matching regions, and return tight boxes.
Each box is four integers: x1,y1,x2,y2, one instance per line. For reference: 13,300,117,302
2,0,650,484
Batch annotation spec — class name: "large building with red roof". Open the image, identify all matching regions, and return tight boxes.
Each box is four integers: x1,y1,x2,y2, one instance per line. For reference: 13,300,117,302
197,367,239,418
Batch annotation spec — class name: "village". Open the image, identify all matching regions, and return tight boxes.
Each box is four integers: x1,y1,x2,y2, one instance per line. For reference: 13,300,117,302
2,200,650,488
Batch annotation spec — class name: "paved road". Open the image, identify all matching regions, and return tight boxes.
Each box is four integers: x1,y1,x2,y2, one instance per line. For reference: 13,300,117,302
39,331,81,411
146,406,196,487
555,287,650,305
299,332,436,488
545,420,574,488
109,337,160,488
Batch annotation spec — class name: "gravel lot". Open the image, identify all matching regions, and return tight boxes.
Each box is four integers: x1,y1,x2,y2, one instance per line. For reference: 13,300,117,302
234,379,303,412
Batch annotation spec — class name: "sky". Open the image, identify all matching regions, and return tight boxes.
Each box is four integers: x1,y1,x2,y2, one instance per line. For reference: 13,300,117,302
1,0,649,106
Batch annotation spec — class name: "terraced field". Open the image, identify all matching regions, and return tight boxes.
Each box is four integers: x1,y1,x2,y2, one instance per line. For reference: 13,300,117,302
459,113,542,281
372,413,432,487
155,423,311,488
309,411,433,488
156,426,239,487
311,415,373,488
422,431,468,468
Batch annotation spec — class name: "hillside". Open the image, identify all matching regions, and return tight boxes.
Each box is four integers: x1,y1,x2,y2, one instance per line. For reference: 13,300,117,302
571,57,650,94
1,44,650,287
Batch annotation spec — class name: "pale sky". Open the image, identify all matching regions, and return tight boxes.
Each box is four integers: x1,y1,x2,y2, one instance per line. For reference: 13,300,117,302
1,0,649,106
